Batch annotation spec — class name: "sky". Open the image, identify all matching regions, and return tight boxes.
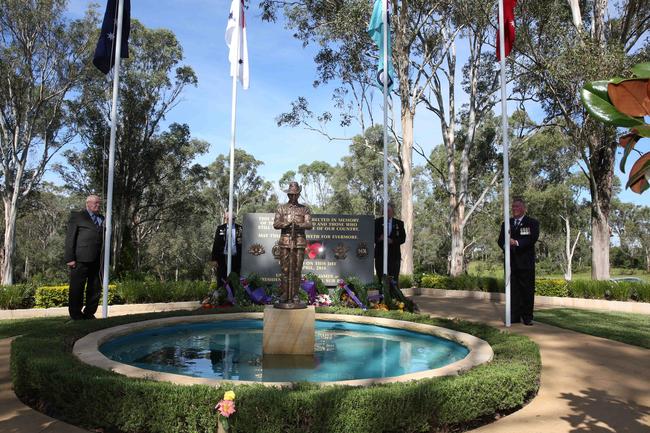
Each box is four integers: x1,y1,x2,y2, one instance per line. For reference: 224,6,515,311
63,0,648,206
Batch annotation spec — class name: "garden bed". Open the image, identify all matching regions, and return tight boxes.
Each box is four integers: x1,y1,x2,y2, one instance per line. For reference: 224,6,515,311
8,307,541,433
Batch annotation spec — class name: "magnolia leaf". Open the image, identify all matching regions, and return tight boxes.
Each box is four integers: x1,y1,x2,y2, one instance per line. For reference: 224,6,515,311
626,153,650,194
619,133,640,172
584,80,610,102
609,76,628,85
581,86,644,127
607,79,650,117
632,62,650,79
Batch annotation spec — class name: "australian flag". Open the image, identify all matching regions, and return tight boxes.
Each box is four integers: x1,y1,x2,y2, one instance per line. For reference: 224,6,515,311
93,0,131,74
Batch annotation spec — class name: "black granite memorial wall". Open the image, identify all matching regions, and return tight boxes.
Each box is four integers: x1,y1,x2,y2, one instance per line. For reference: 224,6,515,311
241,213,374,286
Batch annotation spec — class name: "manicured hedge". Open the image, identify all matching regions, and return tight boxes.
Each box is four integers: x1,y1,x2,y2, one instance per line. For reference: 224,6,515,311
419,273,650,302
34,284,120,308
115,280,210,304
31,281,207,308
9,308,541,433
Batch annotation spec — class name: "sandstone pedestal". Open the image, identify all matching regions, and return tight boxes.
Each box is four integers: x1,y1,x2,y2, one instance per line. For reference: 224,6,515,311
263,305,315,355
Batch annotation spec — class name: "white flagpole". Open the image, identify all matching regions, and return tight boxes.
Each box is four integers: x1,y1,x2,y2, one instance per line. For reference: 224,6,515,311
101,0,126,319
226,0,242,277
382,0,389,283
498,0,511,327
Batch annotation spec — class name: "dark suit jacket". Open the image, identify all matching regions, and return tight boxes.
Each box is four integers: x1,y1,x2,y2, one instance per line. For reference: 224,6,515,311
374,217,406,261
211,223,243,262
498,215,540,270
64,210,104,263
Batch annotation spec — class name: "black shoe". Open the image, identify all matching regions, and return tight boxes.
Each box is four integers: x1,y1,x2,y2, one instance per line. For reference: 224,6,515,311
82,314,96,320
523,319,533,326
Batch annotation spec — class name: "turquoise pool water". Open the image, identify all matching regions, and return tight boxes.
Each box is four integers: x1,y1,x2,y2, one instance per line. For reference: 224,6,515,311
99,320,469,382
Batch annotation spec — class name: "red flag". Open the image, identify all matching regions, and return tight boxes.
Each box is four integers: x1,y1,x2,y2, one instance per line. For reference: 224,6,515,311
496,0,517,60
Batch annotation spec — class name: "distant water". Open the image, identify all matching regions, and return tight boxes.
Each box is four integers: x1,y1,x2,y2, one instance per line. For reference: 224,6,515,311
100,319,469,382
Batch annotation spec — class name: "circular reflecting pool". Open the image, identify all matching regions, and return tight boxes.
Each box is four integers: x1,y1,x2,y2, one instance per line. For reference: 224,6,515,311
99,319,469,382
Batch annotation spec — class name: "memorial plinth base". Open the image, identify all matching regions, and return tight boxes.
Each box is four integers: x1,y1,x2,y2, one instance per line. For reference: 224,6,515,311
263,305,315,355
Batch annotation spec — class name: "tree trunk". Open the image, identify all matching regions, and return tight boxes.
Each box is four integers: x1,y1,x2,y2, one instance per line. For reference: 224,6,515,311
400,108,414,276
591,214,610,279
646,247,649,272
587,128,616,280
593,0,607,43
2,198,18,285
24,255,29,280
449,213,465,277
563,216,573,281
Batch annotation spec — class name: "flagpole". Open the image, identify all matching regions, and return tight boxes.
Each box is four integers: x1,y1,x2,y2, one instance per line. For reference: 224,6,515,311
101,0,126,319
498,0,511,327
226,0,242,278
382,0,389,285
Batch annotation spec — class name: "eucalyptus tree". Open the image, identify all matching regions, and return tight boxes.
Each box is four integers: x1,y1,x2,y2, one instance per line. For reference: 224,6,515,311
330,125,400,215
418,113,502,275
514,0,650,279
0,0,96,284
58,20,200,273
205,148,276,219
263,0,447,275
612,203,650,272
297,161,334,211
14,183,76,283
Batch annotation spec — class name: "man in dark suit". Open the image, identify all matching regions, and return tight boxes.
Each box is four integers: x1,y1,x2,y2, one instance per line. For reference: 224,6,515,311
498,197,540,325
64,195,104,320
211,212,243,286
374,203,406,285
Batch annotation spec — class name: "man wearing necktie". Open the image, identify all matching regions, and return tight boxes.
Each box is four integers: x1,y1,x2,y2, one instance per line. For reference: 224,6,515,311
211,212,243,287
498,197,540,325
374,203,406,285
64,195,105,320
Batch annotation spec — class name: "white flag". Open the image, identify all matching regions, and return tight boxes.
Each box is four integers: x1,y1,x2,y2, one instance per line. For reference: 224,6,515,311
225,0,249,89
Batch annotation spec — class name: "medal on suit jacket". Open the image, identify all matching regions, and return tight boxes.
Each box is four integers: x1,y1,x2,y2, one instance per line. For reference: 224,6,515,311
520,227,530,236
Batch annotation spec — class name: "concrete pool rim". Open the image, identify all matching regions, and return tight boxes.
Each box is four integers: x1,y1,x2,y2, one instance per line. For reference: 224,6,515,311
73,312,494,387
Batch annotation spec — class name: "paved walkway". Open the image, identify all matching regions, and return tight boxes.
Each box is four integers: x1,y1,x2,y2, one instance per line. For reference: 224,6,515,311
417,297,650,433
1,297,649,432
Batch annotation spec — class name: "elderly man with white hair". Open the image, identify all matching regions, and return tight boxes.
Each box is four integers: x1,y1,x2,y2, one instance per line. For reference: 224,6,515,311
64,195,104,320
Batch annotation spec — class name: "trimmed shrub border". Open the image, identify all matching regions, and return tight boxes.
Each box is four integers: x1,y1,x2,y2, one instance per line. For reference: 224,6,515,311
10,308,541,433
74,312,493,387
403,288,650,314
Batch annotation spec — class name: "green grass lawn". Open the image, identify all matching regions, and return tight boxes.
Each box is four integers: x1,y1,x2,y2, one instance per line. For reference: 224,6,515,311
534,308,650,349
468,262,650,282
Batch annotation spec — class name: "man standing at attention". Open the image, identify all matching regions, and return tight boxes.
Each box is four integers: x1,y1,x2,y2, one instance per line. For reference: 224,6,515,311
64,195,104,320
498,197,540,325
374,203,406,285
211,212,243,286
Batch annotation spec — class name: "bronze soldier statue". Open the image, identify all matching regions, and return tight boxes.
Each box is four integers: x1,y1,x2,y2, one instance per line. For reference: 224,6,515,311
273,181,312,308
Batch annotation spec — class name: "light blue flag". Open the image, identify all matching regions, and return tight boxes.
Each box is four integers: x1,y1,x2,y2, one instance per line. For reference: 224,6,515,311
367,0,394,89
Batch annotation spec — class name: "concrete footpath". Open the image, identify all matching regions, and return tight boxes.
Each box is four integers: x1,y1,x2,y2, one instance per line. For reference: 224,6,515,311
0,296,649,432
417,297,650,433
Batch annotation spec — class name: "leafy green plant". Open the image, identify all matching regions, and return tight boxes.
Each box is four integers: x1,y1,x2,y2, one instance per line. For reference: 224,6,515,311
535,279,569,297
418,273,650,302
399,274,413,288
0,284,35,309
35,285,121,308
114,280,208,304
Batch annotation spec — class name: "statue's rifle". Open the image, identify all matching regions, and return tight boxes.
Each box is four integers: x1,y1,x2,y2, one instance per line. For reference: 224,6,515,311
289,212,296,301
